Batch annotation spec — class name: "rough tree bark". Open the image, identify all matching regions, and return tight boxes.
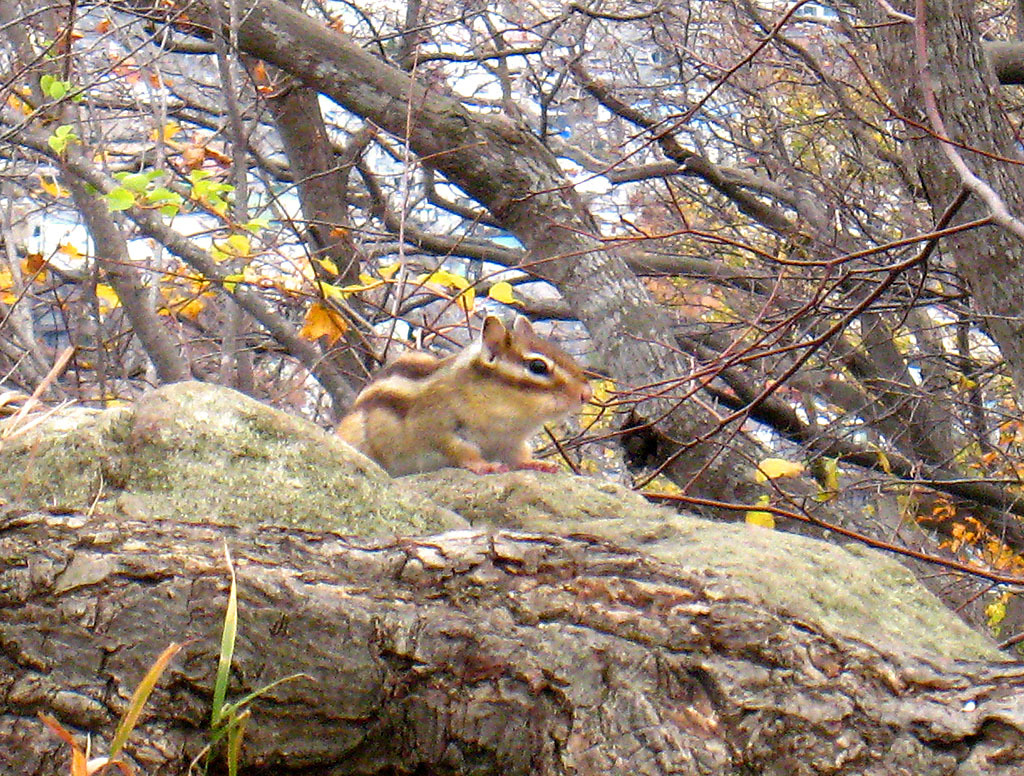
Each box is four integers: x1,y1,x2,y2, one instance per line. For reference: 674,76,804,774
2,509,1023,776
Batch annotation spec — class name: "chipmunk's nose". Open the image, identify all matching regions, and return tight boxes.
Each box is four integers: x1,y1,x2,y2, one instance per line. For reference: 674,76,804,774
579,381,594,404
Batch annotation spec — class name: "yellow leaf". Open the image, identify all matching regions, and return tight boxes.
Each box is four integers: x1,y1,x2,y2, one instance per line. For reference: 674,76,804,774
151,122,182,143
379,262,401,280
754,457,805,482
418,269,470,290
39,176,70,198
59,242,84,260
96,283,120,312
160,292,206,320
488,281,519,305
745,510,776,529
581,378,615,428
7,91,31,115
318,280,347,300
225,233,250,255
956,373,978,392
317,257,339,275
986,596,1007,628
417,271,474,311
223,273,245,293
212,233,251,261
0,269,16,305
455,285,475,312
300,303,348,344
873,447,892,475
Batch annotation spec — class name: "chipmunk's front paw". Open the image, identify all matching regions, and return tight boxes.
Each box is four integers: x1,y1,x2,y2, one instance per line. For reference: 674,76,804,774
465,461,511,475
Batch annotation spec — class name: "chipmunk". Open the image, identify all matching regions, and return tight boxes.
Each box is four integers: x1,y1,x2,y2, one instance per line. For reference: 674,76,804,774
336,315,592,476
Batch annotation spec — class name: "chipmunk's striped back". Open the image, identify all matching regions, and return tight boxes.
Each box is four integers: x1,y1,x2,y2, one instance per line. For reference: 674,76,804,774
337,316,591,475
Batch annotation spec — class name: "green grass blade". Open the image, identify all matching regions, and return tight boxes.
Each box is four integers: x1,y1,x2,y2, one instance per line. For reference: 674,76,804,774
225,710,250,776
216,673,310,720
211,542,238,728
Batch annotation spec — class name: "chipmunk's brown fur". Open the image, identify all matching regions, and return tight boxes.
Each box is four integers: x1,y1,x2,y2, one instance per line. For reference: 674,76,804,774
336,315,591,475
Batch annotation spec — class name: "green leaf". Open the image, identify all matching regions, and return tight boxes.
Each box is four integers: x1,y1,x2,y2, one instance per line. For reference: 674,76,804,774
243,217,270,233
40,74,71,100
106,187,135,211
121,172,151,192
145,187,180,204
46,124,79,154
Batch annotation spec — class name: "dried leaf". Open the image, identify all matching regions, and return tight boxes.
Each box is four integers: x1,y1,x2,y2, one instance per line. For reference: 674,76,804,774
300,303,348,344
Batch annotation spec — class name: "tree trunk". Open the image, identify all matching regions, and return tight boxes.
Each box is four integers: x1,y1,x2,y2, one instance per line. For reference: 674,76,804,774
853,0,1024,402
3,509,1023,775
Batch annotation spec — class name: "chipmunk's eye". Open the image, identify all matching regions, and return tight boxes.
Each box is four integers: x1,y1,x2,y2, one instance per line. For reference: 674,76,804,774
526,357,551,376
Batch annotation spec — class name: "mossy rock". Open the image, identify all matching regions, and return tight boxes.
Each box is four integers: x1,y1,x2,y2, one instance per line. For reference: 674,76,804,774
0,381,462,535
405,468,1002,661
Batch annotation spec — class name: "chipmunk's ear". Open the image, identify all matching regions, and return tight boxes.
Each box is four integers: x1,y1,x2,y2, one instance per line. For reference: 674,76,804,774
480,315,508,360
512,315,536,338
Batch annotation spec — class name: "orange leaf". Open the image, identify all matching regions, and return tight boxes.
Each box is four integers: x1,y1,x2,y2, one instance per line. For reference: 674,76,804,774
159,286,207,320
23,253,48,276
7,91,32,115
181,145,207,169
300,303,348,344
38,713,89,776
